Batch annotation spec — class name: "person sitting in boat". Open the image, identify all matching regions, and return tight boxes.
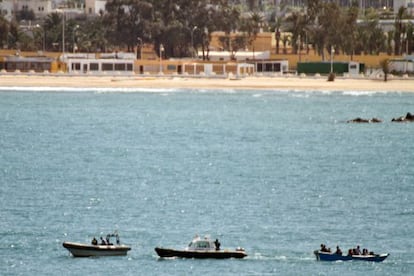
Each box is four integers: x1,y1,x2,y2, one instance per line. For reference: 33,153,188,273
355,245,361,255
91,237,98,245
335,246,342,255
348,249,353,256
106,235,113,245
214,239,221,251
100,237,107,245
320,244,330,252
362,248,369,255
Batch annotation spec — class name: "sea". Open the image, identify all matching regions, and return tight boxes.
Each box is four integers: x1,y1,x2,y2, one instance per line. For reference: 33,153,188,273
0,87,413,275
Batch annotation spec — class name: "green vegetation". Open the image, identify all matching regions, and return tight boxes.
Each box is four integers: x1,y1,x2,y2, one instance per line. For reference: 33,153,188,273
0,0,412,59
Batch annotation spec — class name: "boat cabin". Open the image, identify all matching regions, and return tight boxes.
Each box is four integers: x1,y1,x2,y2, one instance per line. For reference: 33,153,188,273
186,236,218,251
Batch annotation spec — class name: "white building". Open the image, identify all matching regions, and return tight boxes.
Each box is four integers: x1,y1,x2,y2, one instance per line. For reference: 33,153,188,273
0,0,14,21
85,0,106,15
0,0,52,21
394,0,414,16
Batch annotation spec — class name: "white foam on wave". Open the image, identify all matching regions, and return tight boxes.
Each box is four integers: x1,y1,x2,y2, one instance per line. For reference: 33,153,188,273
342,90,388,96
0,86,180,94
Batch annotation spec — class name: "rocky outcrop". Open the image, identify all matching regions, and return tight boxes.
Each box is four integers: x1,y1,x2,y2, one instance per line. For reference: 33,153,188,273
391,112,414,122
347,117,382,123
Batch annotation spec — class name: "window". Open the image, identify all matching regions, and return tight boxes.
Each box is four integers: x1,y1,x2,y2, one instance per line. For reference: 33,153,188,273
114,63,126,71
72,63,81,71
102,63,113,71
90,63,99,71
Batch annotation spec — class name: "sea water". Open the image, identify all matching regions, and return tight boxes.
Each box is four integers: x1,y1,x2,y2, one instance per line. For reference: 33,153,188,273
0,88,413,275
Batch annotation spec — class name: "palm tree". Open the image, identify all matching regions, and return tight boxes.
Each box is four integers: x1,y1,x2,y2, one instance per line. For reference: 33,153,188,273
379,59,389,82
44,12,64,51
241,11,264,59
285,11,307,54
0,15,9,48
281,34,290,54
394,6,408,55
341,5,359,59
7,20,23,50
407,23,413,55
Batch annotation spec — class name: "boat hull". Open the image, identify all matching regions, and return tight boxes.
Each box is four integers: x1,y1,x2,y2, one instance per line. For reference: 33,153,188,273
314,251,389,262
155,247,247,259
63,242,131,257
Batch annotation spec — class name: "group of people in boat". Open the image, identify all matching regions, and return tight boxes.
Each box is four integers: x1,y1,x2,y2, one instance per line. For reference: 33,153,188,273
320,244,374,256
347,245,375,256
91,234,120,246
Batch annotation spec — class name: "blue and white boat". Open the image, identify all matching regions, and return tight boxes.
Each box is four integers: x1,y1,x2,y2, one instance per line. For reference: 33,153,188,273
314,250,389,262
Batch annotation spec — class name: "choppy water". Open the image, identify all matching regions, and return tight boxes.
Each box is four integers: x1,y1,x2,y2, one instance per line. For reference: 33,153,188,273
0,88,413,275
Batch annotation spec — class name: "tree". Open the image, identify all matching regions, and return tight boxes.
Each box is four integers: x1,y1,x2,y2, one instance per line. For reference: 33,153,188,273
407,23,413,55
379,59,389,82
319,2,342,57
285,11,307,54
7,20,23,50
394,6,408,55
212,3,241,56
341,5,359,59
281,33,290,54
240,11,264,58
44,12,64,51
356,11,385,55
104,0,154,52
76,16,108,53
0,14,9,49
273,16,282,54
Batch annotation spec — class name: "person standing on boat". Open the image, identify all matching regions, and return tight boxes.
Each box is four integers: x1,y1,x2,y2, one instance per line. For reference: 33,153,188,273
214,239,221,250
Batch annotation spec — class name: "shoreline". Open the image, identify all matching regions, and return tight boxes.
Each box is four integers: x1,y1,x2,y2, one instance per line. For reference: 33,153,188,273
1,74,414,92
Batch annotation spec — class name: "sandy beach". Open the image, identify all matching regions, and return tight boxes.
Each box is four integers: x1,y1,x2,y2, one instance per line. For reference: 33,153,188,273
0,74,414,92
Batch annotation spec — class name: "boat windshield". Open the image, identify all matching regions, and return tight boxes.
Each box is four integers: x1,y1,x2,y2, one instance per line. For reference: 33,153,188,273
191,240,211,249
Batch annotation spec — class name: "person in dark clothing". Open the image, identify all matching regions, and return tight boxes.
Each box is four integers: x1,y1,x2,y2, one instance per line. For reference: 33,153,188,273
335,246,342,255
320,244,330,252
91,237,98,245
100,237,107,245
214,239,221,250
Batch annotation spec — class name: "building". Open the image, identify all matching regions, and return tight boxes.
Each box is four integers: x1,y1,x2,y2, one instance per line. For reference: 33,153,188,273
0,0,52,21
394,0,414,16
85,0,106,16
389,55,414,73
64,52,135,75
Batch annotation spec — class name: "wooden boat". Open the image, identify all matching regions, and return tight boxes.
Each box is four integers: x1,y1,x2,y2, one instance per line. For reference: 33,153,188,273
314,250,389,262
155,235,247,259
63,233,130,257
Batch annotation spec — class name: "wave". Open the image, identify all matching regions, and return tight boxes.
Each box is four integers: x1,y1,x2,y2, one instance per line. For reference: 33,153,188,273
0,86,404,96
0,86,180,94
250,252,314,262
342,90,389,96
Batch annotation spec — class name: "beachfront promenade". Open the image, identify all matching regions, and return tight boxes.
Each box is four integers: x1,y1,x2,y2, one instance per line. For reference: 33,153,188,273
1,73,414,93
